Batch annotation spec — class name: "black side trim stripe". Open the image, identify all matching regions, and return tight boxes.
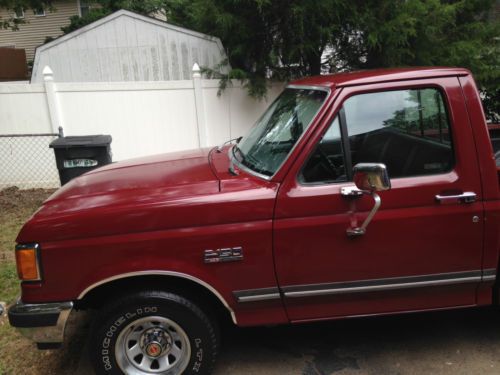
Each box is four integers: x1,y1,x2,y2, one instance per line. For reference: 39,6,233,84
233,287,281,303
282,270,483,298
233,269,497,303
483,268,496,281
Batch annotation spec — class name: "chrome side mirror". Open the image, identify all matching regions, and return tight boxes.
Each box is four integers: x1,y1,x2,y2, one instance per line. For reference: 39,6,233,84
353,163,391,192
341,163,391,237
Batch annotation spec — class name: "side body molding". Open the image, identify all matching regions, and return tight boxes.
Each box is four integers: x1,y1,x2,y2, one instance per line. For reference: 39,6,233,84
77,270,237,324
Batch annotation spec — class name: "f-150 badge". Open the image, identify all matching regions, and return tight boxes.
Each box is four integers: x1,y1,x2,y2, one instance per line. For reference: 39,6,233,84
204,247,243,263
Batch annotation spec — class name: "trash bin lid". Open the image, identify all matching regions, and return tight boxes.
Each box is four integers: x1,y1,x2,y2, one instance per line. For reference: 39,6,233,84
50,135,112,148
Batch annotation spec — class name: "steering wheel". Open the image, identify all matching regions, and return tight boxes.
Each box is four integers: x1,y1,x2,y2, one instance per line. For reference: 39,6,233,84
317,146,341,179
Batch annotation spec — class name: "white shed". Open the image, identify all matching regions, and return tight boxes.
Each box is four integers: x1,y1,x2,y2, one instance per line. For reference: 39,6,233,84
31,9,229,83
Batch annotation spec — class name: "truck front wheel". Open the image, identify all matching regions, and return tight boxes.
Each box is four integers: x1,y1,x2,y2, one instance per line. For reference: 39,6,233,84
90,290,219,375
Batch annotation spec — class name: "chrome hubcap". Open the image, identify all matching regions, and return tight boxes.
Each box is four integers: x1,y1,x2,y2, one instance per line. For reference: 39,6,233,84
115,316,191,374
141,327,172,358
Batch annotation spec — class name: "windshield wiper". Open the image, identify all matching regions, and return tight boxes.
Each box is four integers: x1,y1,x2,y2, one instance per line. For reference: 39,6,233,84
232,144,245,161
216,136,243,153
233,147,272,176
227,144,244,176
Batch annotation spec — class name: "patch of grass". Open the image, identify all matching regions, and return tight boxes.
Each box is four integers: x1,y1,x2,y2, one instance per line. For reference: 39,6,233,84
0,213,21,264
0,187,61,375
0,263,19,304
0,188,53,307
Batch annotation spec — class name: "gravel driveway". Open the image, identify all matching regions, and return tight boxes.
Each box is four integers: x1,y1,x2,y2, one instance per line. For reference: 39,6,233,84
67,306,500,375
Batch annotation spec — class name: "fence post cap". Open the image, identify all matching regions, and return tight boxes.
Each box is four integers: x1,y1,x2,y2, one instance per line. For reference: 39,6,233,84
42,66,54,81
192,63,201,78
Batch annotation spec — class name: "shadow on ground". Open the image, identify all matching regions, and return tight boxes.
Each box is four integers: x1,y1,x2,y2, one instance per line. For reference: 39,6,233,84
214,307,500,375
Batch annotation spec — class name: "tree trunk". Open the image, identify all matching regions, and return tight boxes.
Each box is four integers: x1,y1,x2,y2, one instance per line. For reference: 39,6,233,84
306,51,322,76
364,47,384,69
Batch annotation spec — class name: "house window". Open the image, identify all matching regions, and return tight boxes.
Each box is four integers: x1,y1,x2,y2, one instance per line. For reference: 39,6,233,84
80,1,91,17
13,7,24,19
33,7,46,17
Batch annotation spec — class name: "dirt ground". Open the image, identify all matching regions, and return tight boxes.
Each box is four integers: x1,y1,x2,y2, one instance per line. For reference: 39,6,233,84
3,188,500,375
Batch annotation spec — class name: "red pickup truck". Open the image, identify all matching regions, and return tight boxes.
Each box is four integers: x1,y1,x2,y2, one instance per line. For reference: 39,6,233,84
9,67,500,375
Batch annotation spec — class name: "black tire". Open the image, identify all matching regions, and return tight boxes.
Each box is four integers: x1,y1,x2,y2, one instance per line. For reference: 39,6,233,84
89,290,219,375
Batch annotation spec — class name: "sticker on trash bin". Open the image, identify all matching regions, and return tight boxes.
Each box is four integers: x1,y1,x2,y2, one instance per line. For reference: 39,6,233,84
64,159,98,168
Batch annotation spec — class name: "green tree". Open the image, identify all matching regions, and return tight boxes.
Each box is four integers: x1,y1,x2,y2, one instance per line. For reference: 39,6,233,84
61,0,166,33
0,0,52,29
165,0,498,120
343,0,499,121
164,0,353,97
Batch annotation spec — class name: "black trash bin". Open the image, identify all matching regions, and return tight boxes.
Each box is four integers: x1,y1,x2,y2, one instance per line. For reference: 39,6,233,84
50,135,112,185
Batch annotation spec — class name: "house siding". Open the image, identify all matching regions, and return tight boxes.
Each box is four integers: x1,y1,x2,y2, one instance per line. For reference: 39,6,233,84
0,1,79,61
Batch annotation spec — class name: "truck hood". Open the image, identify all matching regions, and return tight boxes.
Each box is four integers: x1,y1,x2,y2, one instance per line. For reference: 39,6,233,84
16,148,221,242
17,147,279,243
47,148,218,204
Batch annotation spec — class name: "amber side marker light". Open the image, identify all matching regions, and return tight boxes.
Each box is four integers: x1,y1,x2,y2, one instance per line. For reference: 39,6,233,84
15,244,41,281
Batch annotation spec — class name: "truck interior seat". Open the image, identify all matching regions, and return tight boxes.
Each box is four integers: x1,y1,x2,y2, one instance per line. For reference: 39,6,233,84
352,128,453,178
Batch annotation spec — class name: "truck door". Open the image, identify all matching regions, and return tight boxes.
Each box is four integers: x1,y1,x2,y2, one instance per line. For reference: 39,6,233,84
273,77,486,321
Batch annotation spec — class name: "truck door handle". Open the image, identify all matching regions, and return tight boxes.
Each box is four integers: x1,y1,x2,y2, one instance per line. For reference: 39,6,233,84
435,191,477,204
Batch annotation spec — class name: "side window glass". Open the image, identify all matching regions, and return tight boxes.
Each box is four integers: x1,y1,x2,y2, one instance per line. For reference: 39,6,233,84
345,88,453,178
301,116,347,183
300,87,454,185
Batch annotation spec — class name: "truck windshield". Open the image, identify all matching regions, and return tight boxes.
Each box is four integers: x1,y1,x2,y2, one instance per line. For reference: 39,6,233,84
233,88,327,177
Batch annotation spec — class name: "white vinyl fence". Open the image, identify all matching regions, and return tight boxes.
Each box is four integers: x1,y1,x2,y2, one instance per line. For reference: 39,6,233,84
0,64,283,189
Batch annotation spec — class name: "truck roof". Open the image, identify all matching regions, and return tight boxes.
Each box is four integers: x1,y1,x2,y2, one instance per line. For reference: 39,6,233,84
289,67,471,89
